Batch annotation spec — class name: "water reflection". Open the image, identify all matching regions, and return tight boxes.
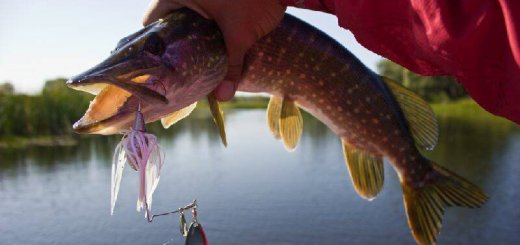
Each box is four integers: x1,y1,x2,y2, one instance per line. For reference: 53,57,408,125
0,109,519,244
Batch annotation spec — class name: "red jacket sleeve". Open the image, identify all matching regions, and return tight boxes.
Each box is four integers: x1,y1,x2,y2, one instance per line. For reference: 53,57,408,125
281,0,520,125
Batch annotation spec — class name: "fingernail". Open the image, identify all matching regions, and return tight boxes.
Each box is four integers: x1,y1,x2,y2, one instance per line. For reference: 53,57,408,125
215,80,236,101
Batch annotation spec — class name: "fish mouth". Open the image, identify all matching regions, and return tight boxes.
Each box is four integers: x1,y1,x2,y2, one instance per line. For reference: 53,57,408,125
67,59,168,135
70,83,137,135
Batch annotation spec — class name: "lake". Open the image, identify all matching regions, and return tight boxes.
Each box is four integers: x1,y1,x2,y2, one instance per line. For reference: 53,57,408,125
1,109,519,244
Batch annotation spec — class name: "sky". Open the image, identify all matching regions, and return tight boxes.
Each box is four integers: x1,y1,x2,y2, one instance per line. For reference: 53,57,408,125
0,0,381,94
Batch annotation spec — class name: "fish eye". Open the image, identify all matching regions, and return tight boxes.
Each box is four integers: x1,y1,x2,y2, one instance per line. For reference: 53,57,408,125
143,33,165,56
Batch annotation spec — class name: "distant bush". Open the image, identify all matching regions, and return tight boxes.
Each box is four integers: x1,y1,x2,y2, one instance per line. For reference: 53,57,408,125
0,79,92,137
0,82,14,95
377,59,467,102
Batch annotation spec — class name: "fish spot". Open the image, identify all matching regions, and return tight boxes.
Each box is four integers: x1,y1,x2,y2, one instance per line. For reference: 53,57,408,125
372,118,379,124
331,72,337,77
299,74,306,79
318,80,325,86
326,105,332,110
312,93,317,98
286,69,291,75
268,71,274,76
281,48,287,54
319,99,325,103
347,100,352,105
354,108,360,114
337,106,343,112
365,97,371,103
299,52,304,57
258,52,264,57
394,129,400,135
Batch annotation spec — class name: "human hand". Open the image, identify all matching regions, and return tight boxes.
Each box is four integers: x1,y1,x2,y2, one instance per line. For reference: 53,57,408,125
143,0,286,101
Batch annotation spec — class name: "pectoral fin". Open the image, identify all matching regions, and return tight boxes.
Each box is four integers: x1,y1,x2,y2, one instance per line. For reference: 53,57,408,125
279,98,303,151
208,93,227,147
266,96,283,139
161,102,198,129
342,140,384,200
382,76,439,150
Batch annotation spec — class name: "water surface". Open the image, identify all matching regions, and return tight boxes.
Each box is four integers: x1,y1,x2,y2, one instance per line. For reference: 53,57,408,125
1,109,519,244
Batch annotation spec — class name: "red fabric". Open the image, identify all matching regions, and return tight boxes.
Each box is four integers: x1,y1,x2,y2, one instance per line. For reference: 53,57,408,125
282,0,520,124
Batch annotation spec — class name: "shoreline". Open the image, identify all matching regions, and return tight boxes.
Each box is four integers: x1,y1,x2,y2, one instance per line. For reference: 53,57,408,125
0,135,79,149
1,99,517,149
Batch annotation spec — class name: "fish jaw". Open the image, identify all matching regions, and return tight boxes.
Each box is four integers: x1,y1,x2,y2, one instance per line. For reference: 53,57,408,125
69,62,227,135
68,9,228,135
66,48,173,135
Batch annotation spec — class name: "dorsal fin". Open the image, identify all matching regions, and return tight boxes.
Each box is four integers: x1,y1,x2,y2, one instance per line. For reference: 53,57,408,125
161,102,198,129
382,76,439,150
266,96,283,139
279,98,303,151
342,140,384,200
208,93,227,147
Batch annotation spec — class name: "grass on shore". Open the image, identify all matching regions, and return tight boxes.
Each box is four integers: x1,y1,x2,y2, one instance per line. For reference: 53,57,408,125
431,98,516,127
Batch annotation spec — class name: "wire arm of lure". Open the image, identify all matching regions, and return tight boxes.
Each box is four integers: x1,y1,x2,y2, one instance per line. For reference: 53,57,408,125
146,199,198,222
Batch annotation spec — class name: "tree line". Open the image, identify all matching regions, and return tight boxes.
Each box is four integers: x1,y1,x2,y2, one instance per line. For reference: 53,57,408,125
377,59,467,102
0,79,92,137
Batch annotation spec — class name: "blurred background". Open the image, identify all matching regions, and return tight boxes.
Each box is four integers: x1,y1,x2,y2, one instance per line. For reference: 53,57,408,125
1,1,519,244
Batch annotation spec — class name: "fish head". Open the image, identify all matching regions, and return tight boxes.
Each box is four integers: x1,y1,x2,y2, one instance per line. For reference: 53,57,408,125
67,8,227,135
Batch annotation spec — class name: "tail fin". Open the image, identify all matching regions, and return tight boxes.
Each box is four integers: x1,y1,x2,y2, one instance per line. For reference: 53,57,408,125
401,161,488,245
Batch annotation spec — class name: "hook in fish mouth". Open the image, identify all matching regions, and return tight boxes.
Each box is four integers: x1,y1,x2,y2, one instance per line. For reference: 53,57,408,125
66,33,172,135
67,65,168,135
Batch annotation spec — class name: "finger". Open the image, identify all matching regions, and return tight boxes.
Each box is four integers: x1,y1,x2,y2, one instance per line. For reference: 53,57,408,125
142,0,182,26
214,38,250,101
214,62,244,101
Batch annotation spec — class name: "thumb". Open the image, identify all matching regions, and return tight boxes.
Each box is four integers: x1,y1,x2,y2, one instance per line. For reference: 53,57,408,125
214,42,247,101
142,0,182,26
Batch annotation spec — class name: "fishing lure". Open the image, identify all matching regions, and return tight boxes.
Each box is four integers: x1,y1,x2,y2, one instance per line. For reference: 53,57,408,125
111,104,164,218
183,206,208,245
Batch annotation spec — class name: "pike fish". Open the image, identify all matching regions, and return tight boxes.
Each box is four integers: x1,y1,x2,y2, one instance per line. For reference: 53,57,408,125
68,8,487,245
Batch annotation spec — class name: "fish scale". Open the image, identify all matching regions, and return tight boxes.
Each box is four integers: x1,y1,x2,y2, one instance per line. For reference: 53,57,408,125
241,16,408,156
